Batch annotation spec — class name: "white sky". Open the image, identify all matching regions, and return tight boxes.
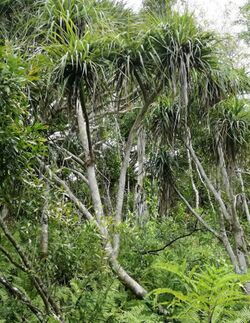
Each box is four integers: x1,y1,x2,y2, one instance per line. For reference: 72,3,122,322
124,0,247,34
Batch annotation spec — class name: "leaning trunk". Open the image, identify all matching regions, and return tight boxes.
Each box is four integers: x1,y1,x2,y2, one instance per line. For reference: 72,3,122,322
217,139,249,275
76,85,147,298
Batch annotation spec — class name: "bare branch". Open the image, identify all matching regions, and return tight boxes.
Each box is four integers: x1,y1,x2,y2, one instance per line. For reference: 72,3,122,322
114,100,151,256
187,148,199,209
44,169,93,222
59,167,89,185
0,207,61,319
0,245,27,272
142,225,203,254
0,276,44,322
175,188,221,240
55,145,85,168
184,128,232,222
237,170,250,225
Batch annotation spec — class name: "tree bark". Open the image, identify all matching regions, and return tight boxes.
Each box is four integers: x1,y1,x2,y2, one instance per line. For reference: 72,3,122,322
217,139,248,274
114,68,158,256
187,148,199,209
50,168,148,298
114,100,150,255
184,129,231,222
184,129,250,288
195,163,215,213
134,127,148,225
78,89,104,224
0,207,63,320
218,208,240,273
76,88,148,298
175,188,221,239
40,184,49,259
237,170,250,225
0,275,44,322
179,67,250,291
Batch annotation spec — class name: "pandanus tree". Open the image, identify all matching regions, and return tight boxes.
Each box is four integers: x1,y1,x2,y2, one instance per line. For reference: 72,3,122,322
209,98,250,275
178,70,250,283
190,88,250,280
148,98,181,216
144,13,220,211
143,9,250,285
3,1,249,320
38,1,226,300
42,1,154,298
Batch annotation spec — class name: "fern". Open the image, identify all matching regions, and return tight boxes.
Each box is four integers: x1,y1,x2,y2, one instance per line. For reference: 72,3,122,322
117,304,163,323
152,262,250,322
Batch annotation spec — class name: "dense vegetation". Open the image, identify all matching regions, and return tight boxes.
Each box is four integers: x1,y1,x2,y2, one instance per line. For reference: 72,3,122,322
0,0,250,322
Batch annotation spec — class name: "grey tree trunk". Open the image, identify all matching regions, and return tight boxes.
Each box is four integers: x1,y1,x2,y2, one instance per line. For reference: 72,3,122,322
0,207,63,320
217,139,249,274
134,127,148,225
76,93,147,298
185,130,231,222
187,148,199,209
185,129,250,290
195,163,215,213
0,275,44,322
114,100,150,256
237,170,250,225
40,185,49,259
179,66,250,292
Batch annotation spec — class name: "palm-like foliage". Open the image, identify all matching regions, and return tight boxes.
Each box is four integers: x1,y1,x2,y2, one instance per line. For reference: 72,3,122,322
210,98,250,165
147,148,178,216
2,0,250,320
147,98,180,215
44,1,140,109
149,97,180,146
47,18,105,85
191,65,250,111
0,0,43,48
142,0,176,16
145,13,218,94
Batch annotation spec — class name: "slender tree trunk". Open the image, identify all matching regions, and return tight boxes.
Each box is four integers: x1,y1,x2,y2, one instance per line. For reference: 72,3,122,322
217,207,240,273
179,66,250,291
195,163,215,213
158,181,175,217
76,95,106,231
184,130,250,291
40,184,49,259
217,139,249,274
114,100,150,256
185,130,231,222
217,140,237,218
237,170,250,225
175,188,221,238
185,135,248,277
134,127,148,225
0,207,63,321
0,276,44,322
187,148,199,209
76,88,147,298
114,68,157,256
